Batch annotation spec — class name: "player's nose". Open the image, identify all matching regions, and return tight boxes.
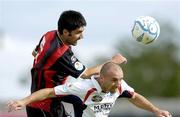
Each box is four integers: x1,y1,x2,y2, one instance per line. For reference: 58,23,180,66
79,33,83,39
115,81,120,88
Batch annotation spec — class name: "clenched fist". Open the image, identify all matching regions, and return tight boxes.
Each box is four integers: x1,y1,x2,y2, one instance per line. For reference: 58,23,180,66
111,53,127,64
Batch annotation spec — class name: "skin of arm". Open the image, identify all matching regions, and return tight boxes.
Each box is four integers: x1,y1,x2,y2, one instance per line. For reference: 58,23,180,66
8,88,56,112
129,92,159,113
81,53,127,79
129,92,171,117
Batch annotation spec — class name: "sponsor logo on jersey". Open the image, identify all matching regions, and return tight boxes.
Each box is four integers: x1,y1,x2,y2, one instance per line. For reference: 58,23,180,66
93,103,113,114
91,94,103,102
71,55,77,63
74,62,84,71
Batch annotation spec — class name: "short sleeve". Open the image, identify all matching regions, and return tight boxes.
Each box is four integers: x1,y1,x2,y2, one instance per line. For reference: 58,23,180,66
54,80,89,97
55,48,86,78
118,80,135,98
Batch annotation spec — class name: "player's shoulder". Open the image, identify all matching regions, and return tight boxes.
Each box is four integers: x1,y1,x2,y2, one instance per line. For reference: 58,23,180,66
121,79,127,85
73,78,93,89
120,80,130,89
45,30,56,35
43,30,57,40
120,79,134,93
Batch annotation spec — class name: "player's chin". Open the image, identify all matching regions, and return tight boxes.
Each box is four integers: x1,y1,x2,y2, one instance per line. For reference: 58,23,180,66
110,89,116,93
72,42,77,46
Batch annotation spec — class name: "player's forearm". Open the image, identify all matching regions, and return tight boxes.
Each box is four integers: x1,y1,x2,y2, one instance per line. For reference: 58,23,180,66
129,92,159,113
21,88,55,105
82,60,119,79
81,54,127,79
81,64,102,79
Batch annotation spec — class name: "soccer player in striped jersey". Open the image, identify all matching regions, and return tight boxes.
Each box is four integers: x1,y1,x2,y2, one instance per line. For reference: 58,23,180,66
27,10,127,117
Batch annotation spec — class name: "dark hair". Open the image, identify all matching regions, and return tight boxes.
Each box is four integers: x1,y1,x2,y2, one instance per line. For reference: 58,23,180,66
58,10,87,34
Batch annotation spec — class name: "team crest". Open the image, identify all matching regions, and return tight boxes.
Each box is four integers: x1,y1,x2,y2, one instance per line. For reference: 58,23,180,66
74,62,84,71
91,94,103,102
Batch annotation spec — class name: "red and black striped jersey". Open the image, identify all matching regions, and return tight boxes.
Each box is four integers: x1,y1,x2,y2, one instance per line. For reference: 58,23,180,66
29,30,86,111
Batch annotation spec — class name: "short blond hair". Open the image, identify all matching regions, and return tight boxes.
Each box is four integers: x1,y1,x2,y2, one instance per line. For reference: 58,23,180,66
100,62,122,76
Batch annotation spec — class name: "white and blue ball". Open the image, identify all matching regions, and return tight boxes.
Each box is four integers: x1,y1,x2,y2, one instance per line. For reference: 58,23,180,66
132,16,160,44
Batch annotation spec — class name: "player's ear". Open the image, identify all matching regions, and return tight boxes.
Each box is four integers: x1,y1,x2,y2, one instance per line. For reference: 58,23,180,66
99,75,104,81
63,29,70,36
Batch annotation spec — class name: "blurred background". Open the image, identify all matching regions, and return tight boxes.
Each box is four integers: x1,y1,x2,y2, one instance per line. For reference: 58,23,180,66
0,0,180,117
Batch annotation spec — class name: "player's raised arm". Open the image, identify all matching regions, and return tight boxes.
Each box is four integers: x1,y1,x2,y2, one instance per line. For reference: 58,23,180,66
128,92,172,117
7,88,56,112
81,53,127,79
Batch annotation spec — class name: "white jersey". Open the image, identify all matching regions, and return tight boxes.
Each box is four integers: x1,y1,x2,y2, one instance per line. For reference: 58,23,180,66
54,76,134,117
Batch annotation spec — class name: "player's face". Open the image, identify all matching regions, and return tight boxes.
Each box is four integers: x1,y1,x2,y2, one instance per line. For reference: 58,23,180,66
102,71,123,93
64,27,85,46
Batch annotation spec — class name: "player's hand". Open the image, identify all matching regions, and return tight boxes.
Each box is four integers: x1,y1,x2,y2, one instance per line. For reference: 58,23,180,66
32,49,38,57
7,100,24,112
111,53,127,64
155,110,172,117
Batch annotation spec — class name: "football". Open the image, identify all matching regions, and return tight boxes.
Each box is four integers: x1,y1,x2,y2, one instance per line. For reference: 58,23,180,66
131,16,160,44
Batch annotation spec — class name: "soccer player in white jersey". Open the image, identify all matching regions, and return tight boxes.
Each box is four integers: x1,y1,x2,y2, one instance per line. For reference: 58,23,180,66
8,62,172,117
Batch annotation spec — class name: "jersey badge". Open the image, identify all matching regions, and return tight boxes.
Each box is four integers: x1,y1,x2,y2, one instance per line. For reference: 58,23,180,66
74,62,84,71
91,94,103,102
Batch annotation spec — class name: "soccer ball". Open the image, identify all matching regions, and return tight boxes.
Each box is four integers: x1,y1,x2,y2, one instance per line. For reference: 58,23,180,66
131,16,160,44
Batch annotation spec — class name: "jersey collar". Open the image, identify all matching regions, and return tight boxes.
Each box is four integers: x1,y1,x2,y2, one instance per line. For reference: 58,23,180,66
91,76,102,93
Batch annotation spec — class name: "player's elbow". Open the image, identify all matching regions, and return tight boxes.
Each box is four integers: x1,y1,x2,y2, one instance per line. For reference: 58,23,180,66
81,72,90,79
81,69,99,79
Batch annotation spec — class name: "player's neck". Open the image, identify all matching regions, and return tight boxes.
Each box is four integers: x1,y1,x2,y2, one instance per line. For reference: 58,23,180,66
57,31,66,45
